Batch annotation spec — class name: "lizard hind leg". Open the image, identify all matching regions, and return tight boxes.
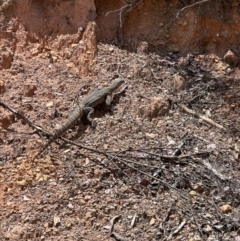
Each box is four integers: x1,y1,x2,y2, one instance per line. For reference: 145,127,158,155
83,106,95,127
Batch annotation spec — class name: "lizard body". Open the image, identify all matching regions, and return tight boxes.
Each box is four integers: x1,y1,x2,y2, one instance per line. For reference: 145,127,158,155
32,78,124,159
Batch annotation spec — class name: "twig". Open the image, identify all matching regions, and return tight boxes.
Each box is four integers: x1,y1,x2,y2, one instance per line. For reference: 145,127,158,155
107,151,131,178
166,0,209,28
130,213,137,229
0,100,45,133
192,216,203,238
105,0,143,26
108,154,162,169
179,104,226,130
57,137,189,199
110,215,121,233
159,203,173,230
167,219,187,240
209,197,223,219
105,0,143,45
106,5,128,27
193,135,209,143
145,64,159,81
171,132,188,156
175,0,209,19
67,138,188,199
67,139,181,190
201,159,228,181
140,150,211,160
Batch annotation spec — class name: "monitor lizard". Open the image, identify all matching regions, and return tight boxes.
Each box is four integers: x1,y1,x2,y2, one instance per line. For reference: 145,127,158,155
32,78,124,160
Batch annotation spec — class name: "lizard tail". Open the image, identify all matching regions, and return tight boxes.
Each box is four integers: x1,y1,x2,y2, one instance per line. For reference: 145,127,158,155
31,114,81,161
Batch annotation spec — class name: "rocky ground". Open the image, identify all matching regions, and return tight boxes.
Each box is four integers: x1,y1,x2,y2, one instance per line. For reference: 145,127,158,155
1,43,240,240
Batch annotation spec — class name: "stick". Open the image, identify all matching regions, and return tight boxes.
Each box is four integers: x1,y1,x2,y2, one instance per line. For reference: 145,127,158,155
201,159,228,181
171,132,188,157
162,0,210,30
0,100,45,132
175,0,209,19
179,104,226,131
167,219,187,240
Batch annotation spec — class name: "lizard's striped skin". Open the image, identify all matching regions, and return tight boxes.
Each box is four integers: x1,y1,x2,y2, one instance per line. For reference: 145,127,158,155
32,78,124,159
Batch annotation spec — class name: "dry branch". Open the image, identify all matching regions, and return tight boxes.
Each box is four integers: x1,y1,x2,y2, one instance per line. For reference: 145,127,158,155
175,0,210,19
201,159,228,181
167,219,187,240
164,0,210,29
179,104,226,131
0,100,45,132
105,0,143,45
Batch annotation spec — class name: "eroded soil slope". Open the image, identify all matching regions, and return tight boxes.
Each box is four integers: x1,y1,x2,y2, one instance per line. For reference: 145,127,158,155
1,0,240,58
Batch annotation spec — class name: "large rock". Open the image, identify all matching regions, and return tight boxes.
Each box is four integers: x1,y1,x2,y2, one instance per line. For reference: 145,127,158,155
224,50,239,67
163,74,186,91
138,96,170,118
